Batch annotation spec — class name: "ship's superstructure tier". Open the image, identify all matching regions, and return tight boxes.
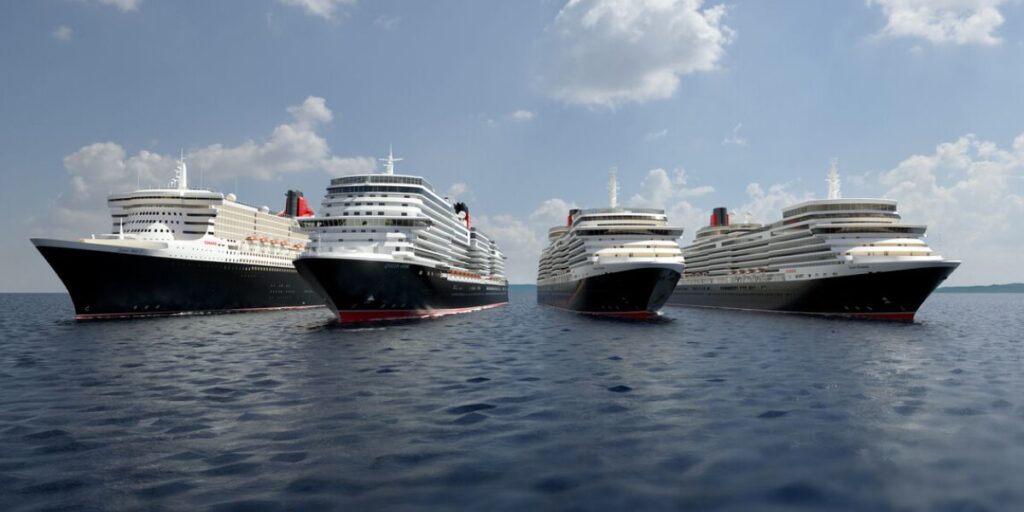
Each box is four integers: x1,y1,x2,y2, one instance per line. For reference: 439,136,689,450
537,208,685,285
104,187,308,268
298,173,506,281
32,158,322,319
681,201,946,280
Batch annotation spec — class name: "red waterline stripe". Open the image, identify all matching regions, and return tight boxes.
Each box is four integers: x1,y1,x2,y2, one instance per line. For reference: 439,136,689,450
541,303,661,320
75,304,323,320
666,303,917,322
581,310,658,320
847,311,915,321
336,302,508,323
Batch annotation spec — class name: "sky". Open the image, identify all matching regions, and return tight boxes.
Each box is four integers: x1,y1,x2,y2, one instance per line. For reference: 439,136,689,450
2,0,1023,290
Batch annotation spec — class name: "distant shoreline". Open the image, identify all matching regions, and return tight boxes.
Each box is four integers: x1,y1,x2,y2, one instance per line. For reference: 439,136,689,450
936,283,1024,293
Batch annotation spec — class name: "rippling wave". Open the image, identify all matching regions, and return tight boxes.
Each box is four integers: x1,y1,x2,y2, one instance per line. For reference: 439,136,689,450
1,288,1022,510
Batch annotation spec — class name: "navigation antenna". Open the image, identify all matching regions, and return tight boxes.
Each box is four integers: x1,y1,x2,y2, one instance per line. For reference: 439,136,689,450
827,158,841,200
380,145,403,175
608,167,618,208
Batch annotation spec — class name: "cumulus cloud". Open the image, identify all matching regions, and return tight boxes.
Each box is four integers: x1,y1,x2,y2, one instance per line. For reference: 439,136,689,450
737,182,812,225
41,96,374,236
867,0,1007,45
876,133,1024,283
97,0,141,11
187,96,374,181
628,168,714,209
278,0,355,20
445,182,471,200
52,25,72,42
474,198,579,283
541,0,733,107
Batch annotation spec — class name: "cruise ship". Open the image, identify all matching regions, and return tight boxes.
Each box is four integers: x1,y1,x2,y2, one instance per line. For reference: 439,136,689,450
537,171,685,318
667,162,959,321
293,150,508,323
32,157,322,319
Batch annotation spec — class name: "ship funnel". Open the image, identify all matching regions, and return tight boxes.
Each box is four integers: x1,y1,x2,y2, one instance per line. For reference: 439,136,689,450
710,207,729,227
283,190,315,217
454,202,470,229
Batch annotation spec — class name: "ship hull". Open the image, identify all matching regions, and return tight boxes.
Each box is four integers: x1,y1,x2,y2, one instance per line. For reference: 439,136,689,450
293,257,509,323
537,267,682,318
32,239,322,320
667,263,958,321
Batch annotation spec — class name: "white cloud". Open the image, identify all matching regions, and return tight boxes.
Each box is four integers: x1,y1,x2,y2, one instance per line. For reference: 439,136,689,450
97,0,141,11
187,95,374,181
876,133,1024,284
722,122,746,146
52,25,72,42
627,168,715,244
510,110,535,121
445,182,469,199
286,95,333,127
541,0,733,107
278,0,355,20
474,198,579,283
739,182,813,225
42,96,374,236
628,168,714,209
644,128,669,142
867,0,1007,45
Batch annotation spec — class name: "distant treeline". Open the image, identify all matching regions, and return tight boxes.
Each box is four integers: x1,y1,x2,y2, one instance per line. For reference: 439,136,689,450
937,283,1024,293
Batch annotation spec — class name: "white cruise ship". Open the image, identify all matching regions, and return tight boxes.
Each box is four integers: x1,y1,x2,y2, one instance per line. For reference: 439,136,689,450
667,161,960,321
293,150,508,323
537,171,685,318
31,157,321,319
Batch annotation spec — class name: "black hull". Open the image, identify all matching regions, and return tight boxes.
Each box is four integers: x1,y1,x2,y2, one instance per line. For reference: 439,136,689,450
537,267,681,318
33,241,322,320
667,264,958,321
293,258,509,322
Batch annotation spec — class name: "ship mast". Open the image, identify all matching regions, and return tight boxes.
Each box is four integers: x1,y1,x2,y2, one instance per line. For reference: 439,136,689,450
175,149,188,190
380,145,403,175
827,158,840,200
608,167,618,208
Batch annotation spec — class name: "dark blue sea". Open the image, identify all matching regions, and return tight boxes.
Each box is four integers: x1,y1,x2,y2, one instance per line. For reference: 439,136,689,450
1,287,1022,511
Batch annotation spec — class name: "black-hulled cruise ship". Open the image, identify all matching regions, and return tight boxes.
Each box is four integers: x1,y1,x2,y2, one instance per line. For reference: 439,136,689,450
293,150,508,323
667,162,959,321
32,158,322,319
537,171,685,318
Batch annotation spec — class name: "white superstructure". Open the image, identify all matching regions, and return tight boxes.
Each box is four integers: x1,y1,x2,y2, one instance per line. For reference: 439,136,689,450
538,171,685,285
681,165,953,285
67,157,308,266
297,153,507,282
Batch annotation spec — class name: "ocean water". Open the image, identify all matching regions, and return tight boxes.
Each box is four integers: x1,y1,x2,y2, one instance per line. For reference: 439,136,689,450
1,287,1022,511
